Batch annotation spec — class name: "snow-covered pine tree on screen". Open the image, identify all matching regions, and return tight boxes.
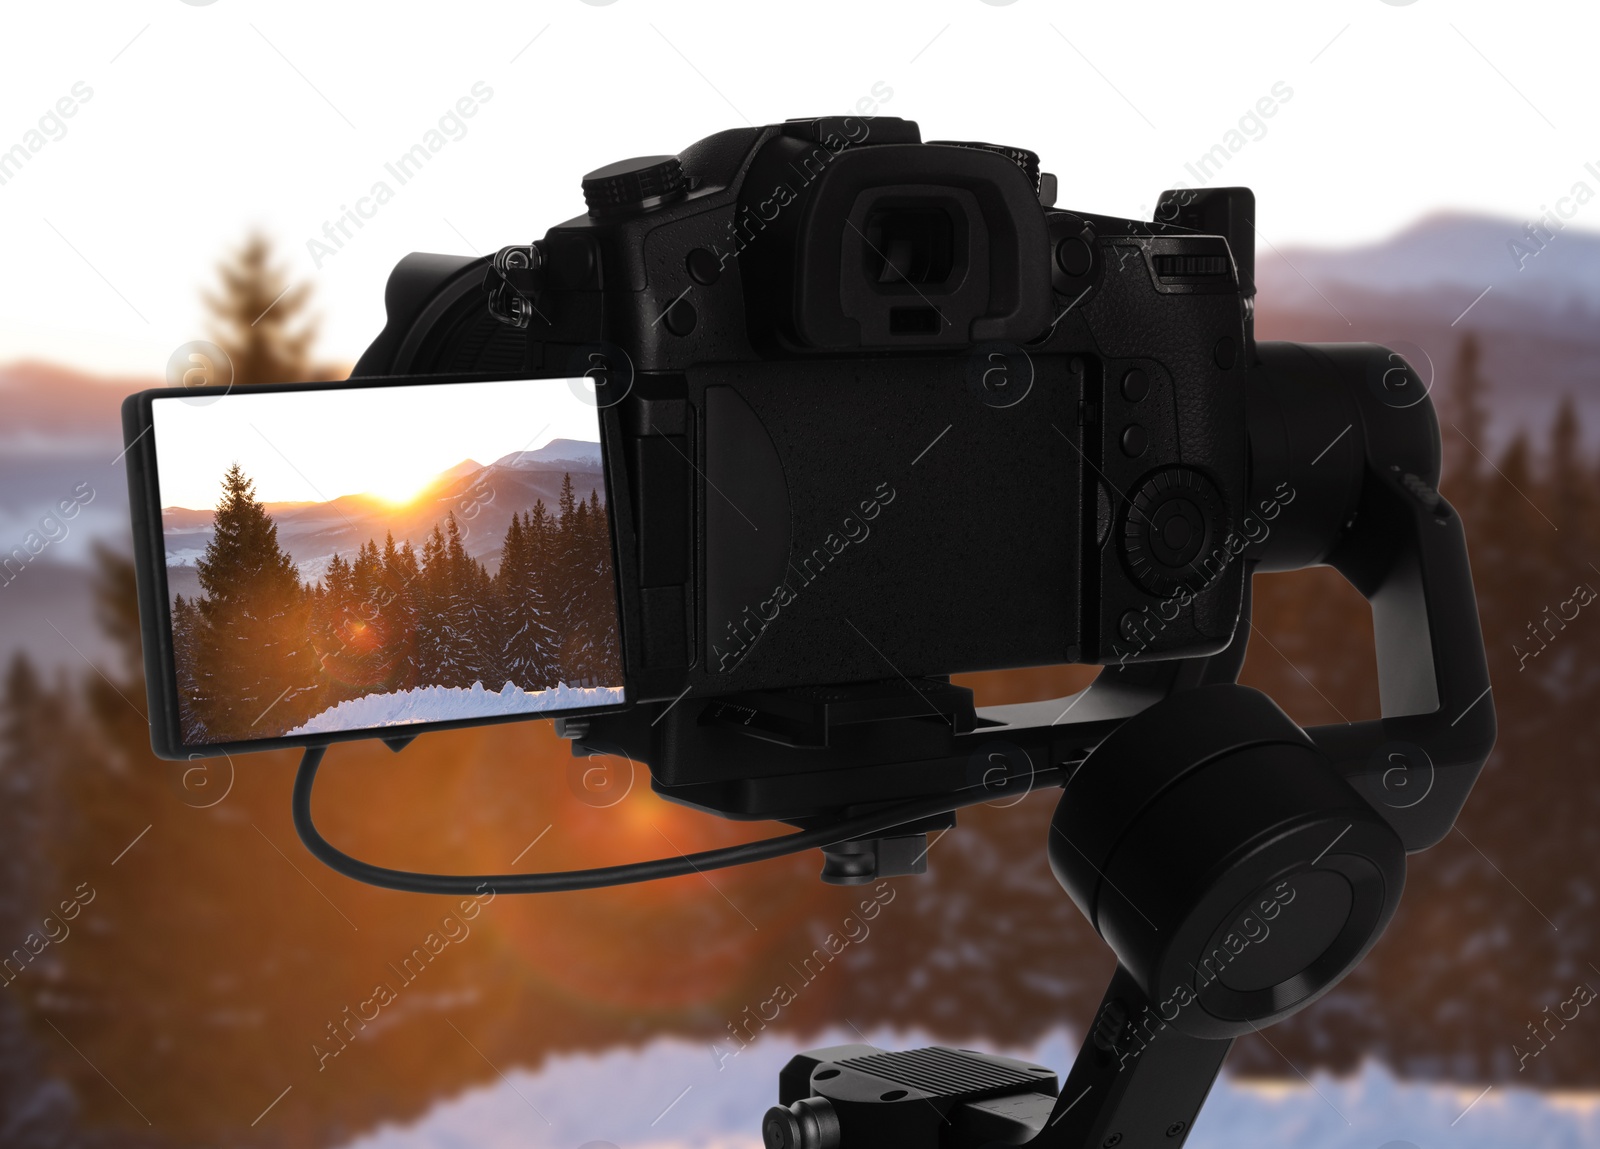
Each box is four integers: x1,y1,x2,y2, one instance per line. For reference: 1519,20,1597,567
177,463,322,743
169,458,623,744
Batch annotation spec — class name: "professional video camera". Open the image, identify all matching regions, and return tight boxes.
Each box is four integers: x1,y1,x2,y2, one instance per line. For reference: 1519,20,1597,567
122,116,1496,1148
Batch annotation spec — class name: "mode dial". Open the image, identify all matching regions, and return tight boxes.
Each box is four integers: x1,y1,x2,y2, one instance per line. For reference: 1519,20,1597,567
582,155,686,218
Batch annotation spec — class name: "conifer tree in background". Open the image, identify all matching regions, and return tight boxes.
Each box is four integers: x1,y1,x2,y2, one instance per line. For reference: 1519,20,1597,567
4,549,180,1146
0,655,61,938
548,473,578,683
350,539,391,687
437,519,470,687
311,544,376,695
171,594,204,743
535,502,564,682
495,506,559,690
587,487,622,680
496,511,529,674
308,535,424,701
384,533,423,690
285,482,626,705
188,464,321,741
415,523,451,685
316,531,425,694
1546,396,1594,555
557,472,577,523
551,482,622,688
444,514,499,688
409,516,496,689
0,652,77,1141
285,486,621,701
203,231,325,387
561,490,591,685
92,231,328,744
308,551,354,691
525,500,561,672
1439,331,1490,504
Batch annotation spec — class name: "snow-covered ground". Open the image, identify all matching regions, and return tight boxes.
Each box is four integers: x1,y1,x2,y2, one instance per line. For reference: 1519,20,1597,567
288,680,625,734
334,1028,1600,1149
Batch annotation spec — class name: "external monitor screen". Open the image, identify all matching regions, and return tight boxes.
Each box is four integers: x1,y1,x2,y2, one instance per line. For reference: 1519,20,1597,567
146,377,624,748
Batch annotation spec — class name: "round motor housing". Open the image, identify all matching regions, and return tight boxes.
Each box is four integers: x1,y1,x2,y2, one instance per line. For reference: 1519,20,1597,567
1049,684,1405,1040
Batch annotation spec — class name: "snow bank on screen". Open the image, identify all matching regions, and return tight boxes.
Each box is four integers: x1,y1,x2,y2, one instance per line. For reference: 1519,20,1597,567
286,680,624,734
332,1027,1600,1149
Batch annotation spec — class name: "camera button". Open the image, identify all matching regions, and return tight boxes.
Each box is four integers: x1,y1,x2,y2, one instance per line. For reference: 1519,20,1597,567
1120,424,1149,458
664,298,698,337
1056,236,1094,278
1121,367,1150,403
687,248,721,286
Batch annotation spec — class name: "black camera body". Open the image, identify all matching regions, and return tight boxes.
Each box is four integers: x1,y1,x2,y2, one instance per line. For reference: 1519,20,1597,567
357,116,1253,732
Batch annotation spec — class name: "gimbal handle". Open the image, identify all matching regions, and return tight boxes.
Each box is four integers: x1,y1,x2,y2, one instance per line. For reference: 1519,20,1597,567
1009,966,1231,1149
1242,341,1496,851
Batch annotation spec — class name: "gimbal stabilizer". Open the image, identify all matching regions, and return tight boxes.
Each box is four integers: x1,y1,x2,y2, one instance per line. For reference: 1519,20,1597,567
742,343,1496,1147
290,333,1494,1147
282,146,1494,1145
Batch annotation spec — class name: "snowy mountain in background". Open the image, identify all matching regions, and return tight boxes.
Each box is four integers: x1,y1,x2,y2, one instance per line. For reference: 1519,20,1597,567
158,438,606,601
1254,212,1600,452
436,458,484,482
492,437,602,470
1259,210,1600,312
333,1027,1600,1149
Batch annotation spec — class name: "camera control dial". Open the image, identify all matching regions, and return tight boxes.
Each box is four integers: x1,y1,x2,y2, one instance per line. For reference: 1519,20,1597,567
1121,467,1227,596
582,155,686,218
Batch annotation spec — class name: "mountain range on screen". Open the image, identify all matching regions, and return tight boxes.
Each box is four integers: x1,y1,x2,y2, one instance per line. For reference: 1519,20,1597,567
160,437,604,601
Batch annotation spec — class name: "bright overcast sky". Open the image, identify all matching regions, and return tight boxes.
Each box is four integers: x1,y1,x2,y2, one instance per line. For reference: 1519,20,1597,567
2,0,1595,377
150,376,600,509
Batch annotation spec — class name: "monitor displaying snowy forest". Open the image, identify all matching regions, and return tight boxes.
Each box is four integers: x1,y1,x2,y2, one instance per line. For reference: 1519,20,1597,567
148,378,625,746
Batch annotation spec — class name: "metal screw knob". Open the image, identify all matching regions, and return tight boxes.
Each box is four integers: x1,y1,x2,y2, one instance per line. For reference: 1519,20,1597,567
762,1098,840,1149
